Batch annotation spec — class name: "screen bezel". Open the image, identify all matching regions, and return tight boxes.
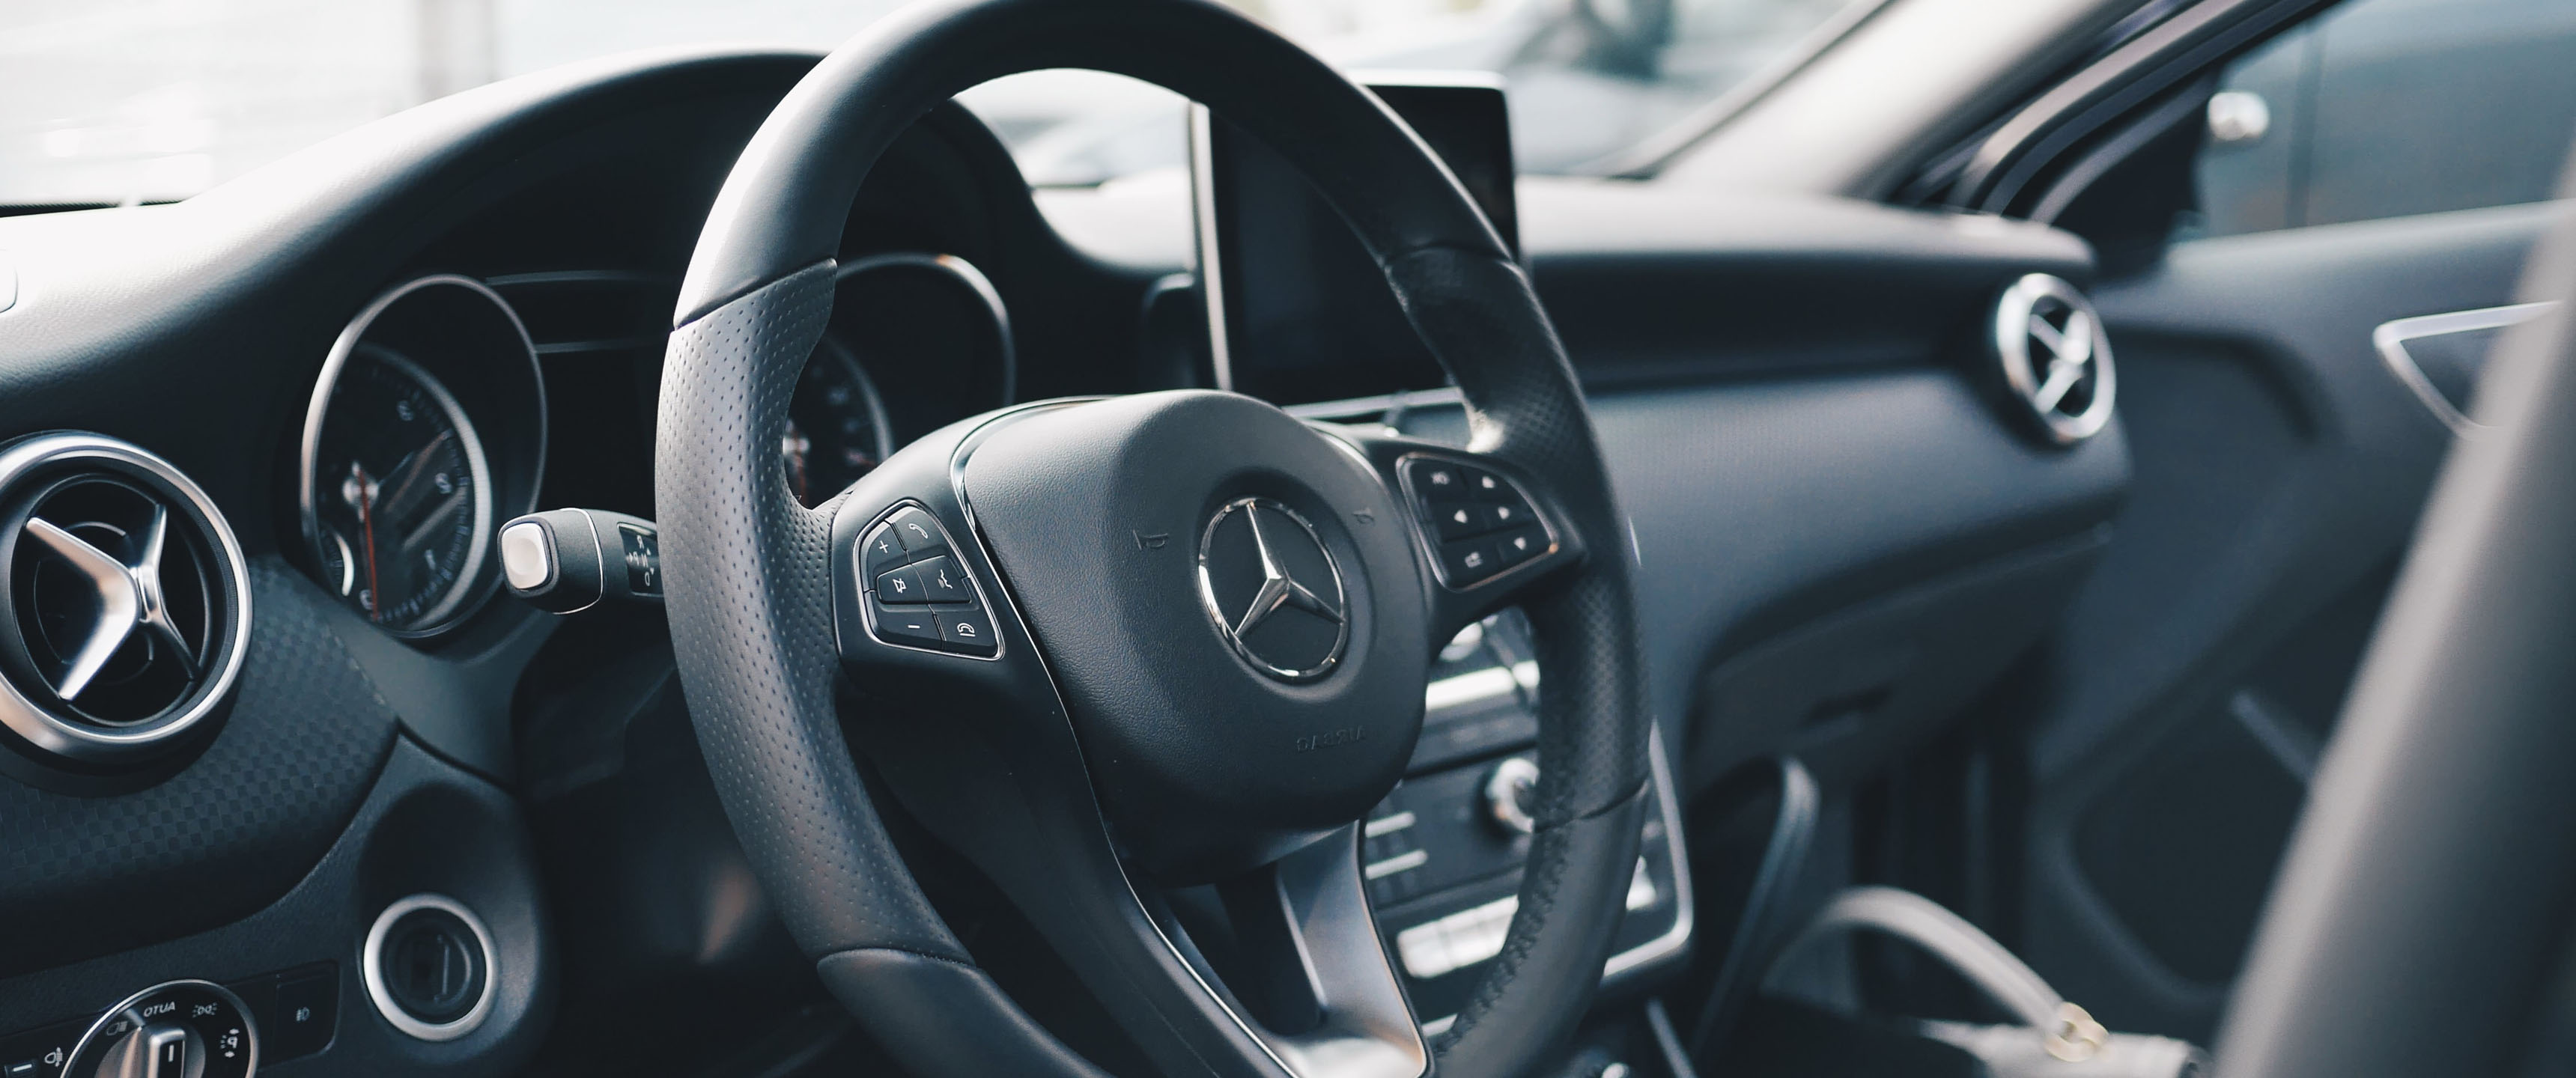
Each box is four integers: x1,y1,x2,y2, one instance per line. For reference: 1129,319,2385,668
1193,73,1519,406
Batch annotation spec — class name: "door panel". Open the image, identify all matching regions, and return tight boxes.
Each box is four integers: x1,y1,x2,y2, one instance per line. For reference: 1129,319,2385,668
2017,198,2563,1041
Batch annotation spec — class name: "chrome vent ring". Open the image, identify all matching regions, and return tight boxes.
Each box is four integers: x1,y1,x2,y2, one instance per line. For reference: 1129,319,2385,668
0,433,252,764
1992,273,2118,445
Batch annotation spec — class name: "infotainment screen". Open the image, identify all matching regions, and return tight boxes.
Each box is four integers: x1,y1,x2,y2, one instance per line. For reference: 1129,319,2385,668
1194,74,1518,407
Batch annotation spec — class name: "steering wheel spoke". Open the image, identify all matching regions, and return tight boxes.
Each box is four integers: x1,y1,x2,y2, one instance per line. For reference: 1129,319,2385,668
809,414,1424,1078
1180,826,1430,1077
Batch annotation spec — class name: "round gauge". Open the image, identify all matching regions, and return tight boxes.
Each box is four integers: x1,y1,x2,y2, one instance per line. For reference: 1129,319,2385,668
783,338,895,508
301,273,544,639
308,346,493,630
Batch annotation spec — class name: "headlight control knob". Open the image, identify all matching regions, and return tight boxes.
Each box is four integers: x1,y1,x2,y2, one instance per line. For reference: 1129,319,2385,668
65,980,256,1078
1483,756,1540,835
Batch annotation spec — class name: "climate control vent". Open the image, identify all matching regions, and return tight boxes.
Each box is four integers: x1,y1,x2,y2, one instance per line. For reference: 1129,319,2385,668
0,433,251,764
1990,273,2118,445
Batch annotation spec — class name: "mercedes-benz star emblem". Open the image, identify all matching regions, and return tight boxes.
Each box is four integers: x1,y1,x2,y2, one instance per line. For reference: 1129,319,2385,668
1196,498,1349,682
1993,272,2118,445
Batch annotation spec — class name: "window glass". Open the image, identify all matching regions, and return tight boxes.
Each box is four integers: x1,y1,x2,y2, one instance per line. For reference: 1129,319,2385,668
2194,0,2576,237
0,0,1866,207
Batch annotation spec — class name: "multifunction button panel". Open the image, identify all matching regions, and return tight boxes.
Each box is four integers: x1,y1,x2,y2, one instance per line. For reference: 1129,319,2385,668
1399,457,1555,589
857,504,998,657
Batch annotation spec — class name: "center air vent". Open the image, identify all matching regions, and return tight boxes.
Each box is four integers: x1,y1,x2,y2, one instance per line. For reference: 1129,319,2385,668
0,433,251,765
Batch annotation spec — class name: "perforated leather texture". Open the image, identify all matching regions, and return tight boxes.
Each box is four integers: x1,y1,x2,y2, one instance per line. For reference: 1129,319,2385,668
0,559,397,975
657,262,965,963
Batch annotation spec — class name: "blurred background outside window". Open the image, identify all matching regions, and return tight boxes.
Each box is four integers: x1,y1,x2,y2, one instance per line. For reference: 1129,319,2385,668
0,0,1859,206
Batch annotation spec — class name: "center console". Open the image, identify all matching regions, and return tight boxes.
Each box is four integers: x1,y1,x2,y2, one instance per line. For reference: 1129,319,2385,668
1365,612,1692,1032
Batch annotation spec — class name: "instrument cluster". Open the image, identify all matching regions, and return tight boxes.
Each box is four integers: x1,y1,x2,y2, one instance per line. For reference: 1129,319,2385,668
293,253,1014,635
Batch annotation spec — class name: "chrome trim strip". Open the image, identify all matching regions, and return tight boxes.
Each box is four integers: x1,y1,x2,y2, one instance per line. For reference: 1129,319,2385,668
2372,301,2559,436
1284,387,1467,424
1364,811,1418,838
1606,725,1697,981
1188,104,1236,393
1422,660,1537,712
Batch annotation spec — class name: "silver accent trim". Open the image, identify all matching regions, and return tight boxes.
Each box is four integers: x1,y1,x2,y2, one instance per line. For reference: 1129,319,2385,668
1424,660,1539,712
836,252,1018,406
299,274,540,638
0,434,253,763
1189,104,1236,393
22,517,148,702
1196,497,1352,682
1366,849,1430,880
64,979,259,1077
1364,811,1418,838
362,892,499,1042
1993,273,2117,445
1607,726,1696,979
1414,728,1697,1029
1284,387,1468,424
1483,757,1540,835
2372,302,2560,436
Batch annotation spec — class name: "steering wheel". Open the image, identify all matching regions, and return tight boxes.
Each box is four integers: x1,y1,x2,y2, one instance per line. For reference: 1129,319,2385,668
653,1,1650,1077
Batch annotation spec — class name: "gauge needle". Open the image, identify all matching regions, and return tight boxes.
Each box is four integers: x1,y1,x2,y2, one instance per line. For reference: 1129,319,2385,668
353,463,383,622
374,430,452,523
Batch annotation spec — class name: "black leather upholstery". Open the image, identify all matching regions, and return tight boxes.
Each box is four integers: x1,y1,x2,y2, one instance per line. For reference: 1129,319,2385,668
659,1,1649,1074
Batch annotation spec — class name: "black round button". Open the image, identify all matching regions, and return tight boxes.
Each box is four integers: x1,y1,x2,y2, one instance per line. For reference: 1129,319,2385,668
380,907,486,1025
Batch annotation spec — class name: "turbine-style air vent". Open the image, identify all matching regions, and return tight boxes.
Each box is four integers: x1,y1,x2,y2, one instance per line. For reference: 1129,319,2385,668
0,434,251,765
1990,273,2118,446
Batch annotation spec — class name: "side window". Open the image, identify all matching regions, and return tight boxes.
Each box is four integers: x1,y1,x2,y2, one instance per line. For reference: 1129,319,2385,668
2194,0,2576,237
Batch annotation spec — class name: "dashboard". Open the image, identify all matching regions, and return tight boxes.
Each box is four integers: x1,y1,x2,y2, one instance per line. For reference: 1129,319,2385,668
0,51,1167,1077
0,40,2122,1078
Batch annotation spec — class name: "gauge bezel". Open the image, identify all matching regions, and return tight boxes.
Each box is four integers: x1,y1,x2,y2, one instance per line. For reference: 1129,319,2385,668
300,274,546,639
833,252,1017,406
788,335,899,507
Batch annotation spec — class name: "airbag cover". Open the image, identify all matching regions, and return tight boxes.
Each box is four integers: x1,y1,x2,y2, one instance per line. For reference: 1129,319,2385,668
959,391,1427,881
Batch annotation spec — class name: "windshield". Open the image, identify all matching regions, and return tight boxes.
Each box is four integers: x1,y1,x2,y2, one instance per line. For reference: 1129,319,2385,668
0,0,1860,206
